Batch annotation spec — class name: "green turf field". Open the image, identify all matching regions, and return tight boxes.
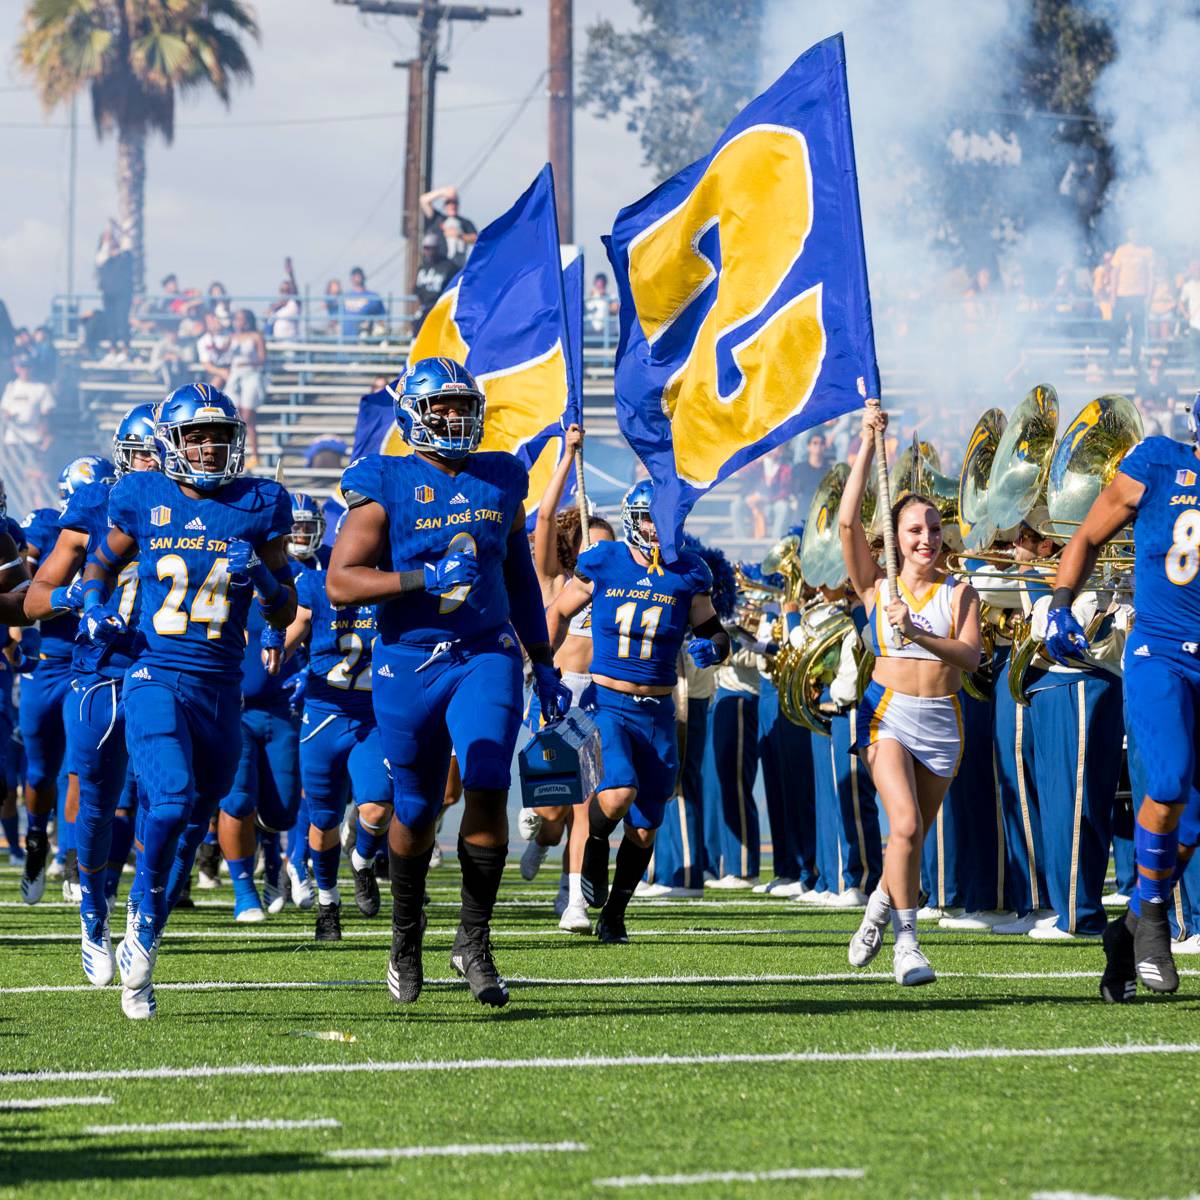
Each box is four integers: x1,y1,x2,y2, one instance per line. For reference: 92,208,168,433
1,856,1198,1200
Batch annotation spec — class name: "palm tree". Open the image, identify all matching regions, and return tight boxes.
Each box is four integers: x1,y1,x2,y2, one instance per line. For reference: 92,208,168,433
17,1,259,293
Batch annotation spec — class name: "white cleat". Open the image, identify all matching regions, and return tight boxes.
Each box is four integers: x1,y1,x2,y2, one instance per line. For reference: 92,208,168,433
752,876,797,894
849,914,886,967
704,874,758,890
517,808,543,842
1028,923,1100,940
263,882,287,915
117,915,159,992
121,982,156,1020
62,879,82,904
559,899,592,934
20,869,46,906
520,839,549,882
429,840,444,870
235,904,266,924
940,910,1011,931
80,916,116,988
287,862,315,911
197,869,221,890
893,942,936,986
991,909,1058,935
1172,933,1200,955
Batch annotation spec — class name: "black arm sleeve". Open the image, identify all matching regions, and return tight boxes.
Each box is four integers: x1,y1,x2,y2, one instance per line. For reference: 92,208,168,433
691,614,731,663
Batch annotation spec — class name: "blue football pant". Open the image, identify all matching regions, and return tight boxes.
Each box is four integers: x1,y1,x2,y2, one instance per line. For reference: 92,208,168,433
589,684,678,831
17,656,72,795
219,705,301,832
300,707,392,832
651,696,709,889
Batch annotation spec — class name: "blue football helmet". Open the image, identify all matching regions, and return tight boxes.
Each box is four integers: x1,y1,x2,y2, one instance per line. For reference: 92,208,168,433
387,357,484,459
112,402,161,477
621,480,658,553
288,492,326,560
155,382,246,491
58,455,117,508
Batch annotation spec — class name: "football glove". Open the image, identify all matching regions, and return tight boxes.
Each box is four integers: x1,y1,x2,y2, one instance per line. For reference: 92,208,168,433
49,580,87,613
84,608,127,648
283,670,307,717
686,637,721,668
531,662,573,722
260,624,286,652
1044,606,1089,665
424,545,478,596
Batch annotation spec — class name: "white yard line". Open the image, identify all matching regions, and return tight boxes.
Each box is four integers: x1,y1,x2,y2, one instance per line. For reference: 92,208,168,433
3,968,1196,997
84,1117,340,1135
595,1168,865,1188
0,927,865,942
327,1141,587,1161
0,1095,112,1110
6,1043,1200,1086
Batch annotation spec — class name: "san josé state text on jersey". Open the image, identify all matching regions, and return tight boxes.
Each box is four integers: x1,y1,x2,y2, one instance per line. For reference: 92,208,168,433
1120,436,1200,642
107,469,293,676
21,507,79,658
60,479,143,679
579,540,713,688
295,567,377,717
340,450,527,647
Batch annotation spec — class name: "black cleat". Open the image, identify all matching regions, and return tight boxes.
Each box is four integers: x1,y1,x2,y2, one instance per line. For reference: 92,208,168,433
315,901,342,942
353,862,381,918
387,921,424,1003
21,827,49,904
1100,911,1137,1003
450,925,509,1007
1134,900,1179,993
581,835,610,909
596,911,629,944
196,840,222,887
174,875,195,910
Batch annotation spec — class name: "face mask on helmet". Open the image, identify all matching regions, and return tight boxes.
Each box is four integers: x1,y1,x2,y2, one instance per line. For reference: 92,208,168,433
158,422,245,490
388,360,485,460
113,404,162,477
621,484,659,555
288,498,326,559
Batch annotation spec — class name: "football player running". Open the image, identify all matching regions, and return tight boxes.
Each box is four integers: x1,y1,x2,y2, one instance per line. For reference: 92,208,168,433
328,359,570,1008
82,383,296,1019
24,407,159,985
1048,404,1200,998
546,481,730,944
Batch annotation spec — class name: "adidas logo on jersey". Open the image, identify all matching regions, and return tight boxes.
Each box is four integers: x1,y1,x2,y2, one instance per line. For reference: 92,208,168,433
636,576,653,587
184,517,206,531
449,492,469,505
131,667,151,680
1133,644,1151,657
377,664,394,678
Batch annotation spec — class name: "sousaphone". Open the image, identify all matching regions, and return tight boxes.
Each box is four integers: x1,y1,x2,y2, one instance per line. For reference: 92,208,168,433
957,408,1007,551
800,464,875,590
887,436,963,553
988,383,1059,534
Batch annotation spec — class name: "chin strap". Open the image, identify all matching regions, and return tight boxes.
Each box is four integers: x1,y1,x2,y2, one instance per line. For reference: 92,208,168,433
646,544,664,575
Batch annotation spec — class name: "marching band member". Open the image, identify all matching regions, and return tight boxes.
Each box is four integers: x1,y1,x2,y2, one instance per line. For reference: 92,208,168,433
839,401,981,985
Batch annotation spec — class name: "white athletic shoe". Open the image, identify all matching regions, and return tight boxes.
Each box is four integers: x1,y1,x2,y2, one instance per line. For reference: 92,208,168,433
47,858,65,881
634,880,658,897
939,910,1011,931
637,882,703,898
992,909,1057,935
554,875,569,916
1028,923,1100,940
705,874,758,890
197,870,221,890
831,887,869,908
752,876,797,894
559,899,592,934
80,916,116,988
774,880,812,898
117,915,159,992
287,862,315,911
429,841,444,870
1171,933,1200,955
121,982,156,1020
893,942,936,986
916,905,963,921
62,878,82,904
20,865,46,906
520,839,549,881
1102,891,1131,907
262,882,286,916
848,913,885,967
517,808,543,842
235,903,266,924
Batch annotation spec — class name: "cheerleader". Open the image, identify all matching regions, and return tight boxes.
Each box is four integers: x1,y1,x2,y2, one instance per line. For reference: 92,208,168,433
838,402,981,984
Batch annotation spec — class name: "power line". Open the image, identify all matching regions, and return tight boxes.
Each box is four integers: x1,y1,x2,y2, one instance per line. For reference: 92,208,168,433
454,68,547,192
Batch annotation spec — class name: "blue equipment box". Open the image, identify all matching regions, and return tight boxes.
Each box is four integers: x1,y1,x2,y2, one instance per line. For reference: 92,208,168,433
518,709,603,808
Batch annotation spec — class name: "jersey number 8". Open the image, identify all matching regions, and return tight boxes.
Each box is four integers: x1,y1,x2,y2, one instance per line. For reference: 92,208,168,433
1166,509,1200,587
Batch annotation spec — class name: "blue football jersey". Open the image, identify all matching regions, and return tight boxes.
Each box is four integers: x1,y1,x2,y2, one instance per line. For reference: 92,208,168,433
579,540,713,687
239,571,309,708
340,451,527,648
60,480,143,680
1120,437,1200,643
296,567,376,718
21,508,77,661
108,471,293,677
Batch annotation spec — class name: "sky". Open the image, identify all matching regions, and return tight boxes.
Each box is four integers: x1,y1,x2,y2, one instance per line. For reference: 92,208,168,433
0,0,658,322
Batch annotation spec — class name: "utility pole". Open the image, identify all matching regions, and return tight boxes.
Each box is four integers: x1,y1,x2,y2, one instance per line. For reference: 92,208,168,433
334,0,522,302
548,0,573,243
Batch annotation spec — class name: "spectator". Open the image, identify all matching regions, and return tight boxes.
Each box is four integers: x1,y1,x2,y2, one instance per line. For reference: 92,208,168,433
324,279,342,335
1149,271,1178,341
28,326,57,385
1,356,54,450
266,257,301,340
585,273,618,335
413,235,459,332
304,437,348,470
1092,251,1114,321
177,298,206,342
1108,226,1155,365
420,184,478,261
95,220,134,361
207,281,232,330
137,273,184,333
226,309,267,465
791,431,828,518
196,312,233,389
340,266,385,340
1180,260,1200,378
148,326,193,392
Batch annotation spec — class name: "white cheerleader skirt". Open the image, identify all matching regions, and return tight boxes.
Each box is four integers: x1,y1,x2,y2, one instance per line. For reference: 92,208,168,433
853,679,964,779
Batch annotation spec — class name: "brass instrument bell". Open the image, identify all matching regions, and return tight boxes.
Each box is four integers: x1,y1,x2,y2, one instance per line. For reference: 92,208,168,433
988,383,1059,533
957,408,1007,551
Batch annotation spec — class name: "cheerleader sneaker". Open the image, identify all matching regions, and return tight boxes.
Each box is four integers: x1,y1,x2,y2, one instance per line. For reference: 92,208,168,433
893,942,936,986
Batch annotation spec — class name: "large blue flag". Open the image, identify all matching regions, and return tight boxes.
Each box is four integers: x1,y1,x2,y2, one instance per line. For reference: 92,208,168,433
349,164,580,516
605,32,879,559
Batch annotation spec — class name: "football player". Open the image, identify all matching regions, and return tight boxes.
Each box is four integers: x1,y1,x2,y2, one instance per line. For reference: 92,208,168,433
546,481,730,943
1048,404,1200,997
328,358,570,1007
81,383,296,1019
24,407,158,983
